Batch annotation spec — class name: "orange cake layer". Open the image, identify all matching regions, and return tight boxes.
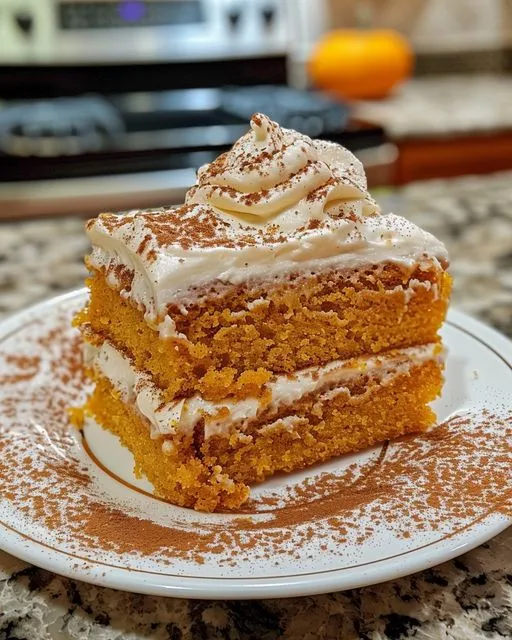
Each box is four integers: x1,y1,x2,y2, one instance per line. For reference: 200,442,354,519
84,356,442,512
76,263,451,402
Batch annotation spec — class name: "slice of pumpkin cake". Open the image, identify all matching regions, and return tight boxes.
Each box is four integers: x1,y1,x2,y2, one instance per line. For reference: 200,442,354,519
75,113,451,512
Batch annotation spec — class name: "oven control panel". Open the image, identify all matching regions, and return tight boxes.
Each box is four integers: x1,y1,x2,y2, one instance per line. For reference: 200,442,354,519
0,0,291,63
58,1,205,30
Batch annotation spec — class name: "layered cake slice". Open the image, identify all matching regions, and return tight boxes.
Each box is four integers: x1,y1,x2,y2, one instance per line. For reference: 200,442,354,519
75,113,451,512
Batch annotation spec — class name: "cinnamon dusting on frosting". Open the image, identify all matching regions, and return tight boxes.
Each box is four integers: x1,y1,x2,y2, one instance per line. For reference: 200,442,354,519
85,113,449,318
187,113,377,221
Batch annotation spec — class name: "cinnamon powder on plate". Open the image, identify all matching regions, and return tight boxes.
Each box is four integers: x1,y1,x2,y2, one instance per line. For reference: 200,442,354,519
0,306,511,567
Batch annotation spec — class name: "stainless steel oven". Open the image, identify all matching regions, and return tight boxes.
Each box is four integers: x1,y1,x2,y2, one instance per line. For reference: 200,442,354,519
0,0,396,219
0,0,290,64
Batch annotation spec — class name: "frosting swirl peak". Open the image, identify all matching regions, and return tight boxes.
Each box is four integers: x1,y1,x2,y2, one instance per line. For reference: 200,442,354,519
186,113,378,230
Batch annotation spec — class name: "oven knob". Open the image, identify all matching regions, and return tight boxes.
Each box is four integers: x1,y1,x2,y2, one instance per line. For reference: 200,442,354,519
227,7,242,30
262,6,276,29
14,11,34,38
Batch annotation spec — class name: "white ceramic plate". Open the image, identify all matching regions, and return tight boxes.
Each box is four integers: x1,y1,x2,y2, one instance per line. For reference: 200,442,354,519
0,290,511,599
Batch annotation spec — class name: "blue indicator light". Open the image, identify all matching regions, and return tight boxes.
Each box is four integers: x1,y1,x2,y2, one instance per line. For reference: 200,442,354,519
118,1,146,22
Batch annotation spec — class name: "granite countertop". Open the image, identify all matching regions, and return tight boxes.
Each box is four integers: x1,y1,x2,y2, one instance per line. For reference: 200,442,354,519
1,171,512,639
353,75,512,139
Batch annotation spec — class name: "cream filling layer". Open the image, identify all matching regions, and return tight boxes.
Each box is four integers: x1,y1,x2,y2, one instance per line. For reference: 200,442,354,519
89,341,443,442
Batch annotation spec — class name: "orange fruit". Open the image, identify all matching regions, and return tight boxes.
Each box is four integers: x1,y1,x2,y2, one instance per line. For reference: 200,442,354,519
309,29,414,100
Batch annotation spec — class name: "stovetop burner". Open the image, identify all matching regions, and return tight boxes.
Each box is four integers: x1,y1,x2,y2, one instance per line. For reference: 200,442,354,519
0,96,124,158
0,86,384,183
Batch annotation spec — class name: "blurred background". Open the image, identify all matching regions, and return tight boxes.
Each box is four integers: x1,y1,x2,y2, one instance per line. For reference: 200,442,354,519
1,0,512,332
1,0,511,218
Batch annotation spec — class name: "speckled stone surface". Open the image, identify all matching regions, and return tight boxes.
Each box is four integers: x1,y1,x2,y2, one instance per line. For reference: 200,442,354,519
354,75,512,139
1,172,512,639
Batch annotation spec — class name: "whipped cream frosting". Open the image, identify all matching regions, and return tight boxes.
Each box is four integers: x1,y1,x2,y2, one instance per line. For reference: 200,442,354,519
90,341,443,442
186,112,378,227
87,113,448,322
